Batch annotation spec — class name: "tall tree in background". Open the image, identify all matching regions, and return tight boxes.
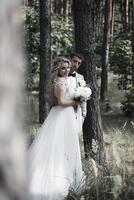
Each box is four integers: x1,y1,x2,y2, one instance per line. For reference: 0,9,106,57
39,0,51,123
124,0,129,30
100,0,112,101
52,0,72,19
53,0,62,16
131,0,134,84
73,0,106,165
95,0,102,42
110,0,115,44
63,0,68,17
63,0,71,19
120,0,129,31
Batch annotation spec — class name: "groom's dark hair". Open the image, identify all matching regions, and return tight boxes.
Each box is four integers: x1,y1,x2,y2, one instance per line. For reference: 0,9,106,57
70,52,84,61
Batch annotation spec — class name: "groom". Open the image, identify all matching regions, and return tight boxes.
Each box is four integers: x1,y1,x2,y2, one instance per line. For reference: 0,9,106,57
69,52,87,124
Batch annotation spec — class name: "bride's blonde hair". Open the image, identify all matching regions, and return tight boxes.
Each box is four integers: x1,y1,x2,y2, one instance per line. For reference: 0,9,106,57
47,57,71,106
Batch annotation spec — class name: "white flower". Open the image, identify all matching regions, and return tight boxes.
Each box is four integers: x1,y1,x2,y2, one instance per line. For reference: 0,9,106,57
74,86,92,102
78,80,86,87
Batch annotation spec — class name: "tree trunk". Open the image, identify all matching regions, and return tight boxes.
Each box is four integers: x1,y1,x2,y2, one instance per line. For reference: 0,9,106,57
132,0,134,85
73,0,106,165
121,0,129,31
120,0,124,27
54,0,62,16
100,0,112,101
23,0,28,6
124,0,129,28
100,0,105,43
39,0,51,123
63,0,68,19
110,0,115,44
95,0,101,41
68,0,72,17
27,0,32,6
0,0,27,199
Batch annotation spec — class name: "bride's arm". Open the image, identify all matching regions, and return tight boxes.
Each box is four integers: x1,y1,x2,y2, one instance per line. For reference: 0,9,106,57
56,84,79,107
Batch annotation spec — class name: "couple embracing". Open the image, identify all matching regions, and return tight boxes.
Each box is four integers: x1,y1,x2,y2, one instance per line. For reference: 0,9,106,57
28,53,92,200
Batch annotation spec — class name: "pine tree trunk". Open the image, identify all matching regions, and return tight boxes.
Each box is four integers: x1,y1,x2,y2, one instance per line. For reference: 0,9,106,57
100,0,105,43
27,0,32,6
132,0,134,85
54,0,62,16
121,0,129,31
0,1,27,199
100,0,112,101
73,0,106,165
63,0,68,19
110,0,115,44
68,0,72,17
124,0,129,28
120,0,124,27
95,0,101,41
39,0,51,123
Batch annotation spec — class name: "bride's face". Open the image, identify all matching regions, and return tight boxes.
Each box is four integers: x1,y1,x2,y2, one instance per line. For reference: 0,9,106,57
58,62,71,77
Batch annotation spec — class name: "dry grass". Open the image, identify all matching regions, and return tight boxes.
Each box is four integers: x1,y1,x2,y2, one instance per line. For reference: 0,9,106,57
73,124,134,200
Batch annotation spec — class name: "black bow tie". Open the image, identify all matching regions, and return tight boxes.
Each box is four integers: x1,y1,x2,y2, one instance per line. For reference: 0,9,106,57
69,73,76,77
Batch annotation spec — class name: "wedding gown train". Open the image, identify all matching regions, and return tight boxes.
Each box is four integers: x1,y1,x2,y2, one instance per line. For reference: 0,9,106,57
29,77,85,200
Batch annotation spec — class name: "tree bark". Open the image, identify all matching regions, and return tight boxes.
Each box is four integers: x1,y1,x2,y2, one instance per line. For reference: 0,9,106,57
0,1,27,199
68,0,72,17
63,0,68,19
54,0,62,16
110,0,115,44
121,0,129,31
39,0,51,123
124,0,129,28
95,0,101,41
131,0,134,85
73,0,106,165
100,0,112,101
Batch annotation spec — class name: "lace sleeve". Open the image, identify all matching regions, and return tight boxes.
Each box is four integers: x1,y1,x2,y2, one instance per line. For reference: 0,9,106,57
54,78,67,97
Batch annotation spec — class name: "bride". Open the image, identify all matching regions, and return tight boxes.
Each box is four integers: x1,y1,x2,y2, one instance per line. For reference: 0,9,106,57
28,57,85,200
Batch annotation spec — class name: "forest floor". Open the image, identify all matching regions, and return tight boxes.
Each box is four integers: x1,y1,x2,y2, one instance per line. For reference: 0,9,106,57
28,72,134,200
78,72,134,200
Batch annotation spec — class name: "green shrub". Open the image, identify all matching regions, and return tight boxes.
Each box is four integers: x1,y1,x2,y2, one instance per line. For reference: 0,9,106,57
24,4,74,89
24,0,40,90
121,86,134,116
51,16,74,58
111,40,133,90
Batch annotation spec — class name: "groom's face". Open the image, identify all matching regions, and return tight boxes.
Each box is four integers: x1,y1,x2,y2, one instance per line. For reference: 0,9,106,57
71,56,82,72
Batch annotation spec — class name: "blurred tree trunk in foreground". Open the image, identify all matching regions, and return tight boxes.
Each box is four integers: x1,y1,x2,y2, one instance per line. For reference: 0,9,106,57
39,0,51,123
0,0,27,200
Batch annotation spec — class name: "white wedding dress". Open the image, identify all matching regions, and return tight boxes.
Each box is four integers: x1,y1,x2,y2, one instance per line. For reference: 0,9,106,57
29,77,85,200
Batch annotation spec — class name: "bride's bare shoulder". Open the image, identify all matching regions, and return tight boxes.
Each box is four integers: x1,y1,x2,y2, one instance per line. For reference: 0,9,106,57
55,77,67,87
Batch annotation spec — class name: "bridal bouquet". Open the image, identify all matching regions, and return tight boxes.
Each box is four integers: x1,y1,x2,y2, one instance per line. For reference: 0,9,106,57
74,80,92,102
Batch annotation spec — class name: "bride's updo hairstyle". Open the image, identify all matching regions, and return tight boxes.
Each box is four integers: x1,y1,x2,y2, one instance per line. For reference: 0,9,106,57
52,57,71,73
49,57,71,83
47,57,71,106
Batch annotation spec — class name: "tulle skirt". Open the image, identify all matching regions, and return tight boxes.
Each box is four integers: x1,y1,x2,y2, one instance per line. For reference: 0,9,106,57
29,105,85,200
